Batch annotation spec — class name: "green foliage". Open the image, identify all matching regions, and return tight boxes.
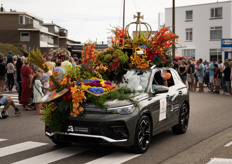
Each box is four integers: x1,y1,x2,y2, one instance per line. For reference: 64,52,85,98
41,101,71,132
85,87,136,109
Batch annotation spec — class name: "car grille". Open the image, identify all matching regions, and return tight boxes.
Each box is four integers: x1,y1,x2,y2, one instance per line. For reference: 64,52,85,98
65,121,129,140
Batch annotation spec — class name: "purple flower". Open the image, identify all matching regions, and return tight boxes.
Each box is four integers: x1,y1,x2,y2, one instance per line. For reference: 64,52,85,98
90,81,102,87
105,81,112,85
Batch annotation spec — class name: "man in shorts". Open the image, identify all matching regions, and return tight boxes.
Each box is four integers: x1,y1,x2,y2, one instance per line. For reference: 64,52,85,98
0,95,20,118
209,58,217,92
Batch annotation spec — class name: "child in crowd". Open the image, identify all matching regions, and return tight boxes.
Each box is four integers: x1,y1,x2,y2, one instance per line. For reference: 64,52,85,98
32,73,46,115
214,64,222,94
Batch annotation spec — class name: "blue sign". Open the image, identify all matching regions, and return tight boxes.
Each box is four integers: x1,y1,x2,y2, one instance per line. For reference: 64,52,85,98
221,39,232,52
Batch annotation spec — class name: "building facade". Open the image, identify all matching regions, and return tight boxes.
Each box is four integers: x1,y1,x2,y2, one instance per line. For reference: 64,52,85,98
0,8,77,50
165,1,232,62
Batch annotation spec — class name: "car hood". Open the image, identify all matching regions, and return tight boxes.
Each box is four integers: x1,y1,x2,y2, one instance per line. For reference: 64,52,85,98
82,92,149,109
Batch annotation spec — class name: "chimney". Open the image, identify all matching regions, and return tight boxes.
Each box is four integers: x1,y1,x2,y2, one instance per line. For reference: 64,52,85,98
0,4,4,12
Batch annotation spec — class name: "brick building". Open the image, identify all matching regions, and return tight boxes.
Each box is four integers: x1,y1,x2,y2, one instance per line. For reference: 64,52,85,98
0,7,78,50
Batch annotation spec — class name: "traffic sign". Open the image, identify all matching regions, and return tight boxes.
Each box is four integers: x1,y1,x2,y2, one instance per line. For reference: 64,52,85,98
221,39,232,52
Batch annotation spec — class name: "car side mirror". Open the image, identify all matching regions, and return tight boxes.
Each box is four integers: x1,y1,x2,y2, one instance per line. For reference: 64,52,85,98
150,85,169,95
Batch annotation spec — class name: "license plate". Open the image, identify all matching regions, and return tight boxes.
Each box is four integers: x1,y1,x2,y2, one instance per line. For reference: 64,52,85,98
74,127,89,133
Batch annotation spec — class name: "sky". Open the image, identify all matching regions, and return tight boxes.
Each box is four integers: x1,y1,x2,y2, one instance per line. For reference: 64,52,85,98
0,0,229,43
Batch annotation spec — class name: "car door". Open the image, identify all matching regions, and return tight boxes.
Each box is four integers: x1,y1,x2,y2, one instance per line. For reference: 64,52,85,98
168,69,184,121
147,69,171,132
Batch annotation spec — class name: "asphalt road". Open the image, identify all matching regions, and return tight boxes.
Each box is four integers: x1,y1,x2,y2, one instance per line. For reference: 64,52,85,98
0,90,232,164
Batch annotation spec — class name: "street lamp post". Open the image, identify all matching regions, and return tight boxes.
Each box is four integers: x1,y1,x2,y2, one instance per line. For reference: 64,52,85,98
172,0,175,59
123,0,125,30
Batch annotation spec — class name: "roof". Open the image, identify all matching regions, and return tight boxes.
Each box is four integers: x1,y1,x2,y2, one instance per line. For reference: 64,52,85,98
0,11,43,22
42,23,67,30
165,0,232,9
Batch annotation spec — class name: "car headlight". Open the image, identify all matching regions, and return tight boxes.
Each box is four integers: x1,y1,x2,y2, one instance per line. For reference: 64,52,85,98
107,104,136,115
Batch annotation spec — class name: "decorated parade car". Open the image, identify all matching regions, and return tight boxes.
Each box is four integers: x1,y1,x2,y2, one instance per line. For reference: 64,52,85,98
45,67,189,153
28,12,189,153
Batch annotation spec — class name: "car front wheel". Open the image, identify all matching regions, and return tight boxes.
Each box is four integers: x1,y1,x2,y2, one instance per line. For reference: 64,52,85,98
172,103,189,134
132,115,151,153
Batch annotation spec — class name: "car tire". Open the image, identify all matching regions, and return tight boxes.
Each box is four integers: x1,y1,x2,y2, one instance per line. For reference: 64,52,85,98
52,139,72,147
172,103,189,134
132,115,151,154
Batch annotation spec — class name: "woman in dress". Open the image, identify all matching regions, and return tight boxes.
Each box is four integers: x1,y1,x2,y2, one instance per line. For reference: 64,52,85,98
20,58,34,110
178,60,188,85
32,73,44,114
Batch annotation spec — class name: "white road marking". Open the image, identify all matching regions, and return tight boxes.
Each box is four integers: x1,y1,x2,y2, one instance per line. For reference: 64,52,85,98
0,141,48,157
224,141,232,147
207,158,232,164
85,152,141,164
12,147,88,164
0,139,7,142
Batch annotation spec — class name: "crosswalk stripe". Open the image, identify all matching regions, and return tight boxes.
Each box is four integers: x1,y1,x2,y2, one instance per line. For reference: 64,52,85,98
207,158,232,164
0,139,7,142
85,152,141,164
224,141,232,147
0,141,48,158
12,146,88,164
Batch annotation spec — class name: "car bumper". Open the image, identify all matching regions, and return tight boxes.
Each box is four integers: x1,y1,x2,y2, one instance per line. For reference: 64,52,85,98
45,108,140,147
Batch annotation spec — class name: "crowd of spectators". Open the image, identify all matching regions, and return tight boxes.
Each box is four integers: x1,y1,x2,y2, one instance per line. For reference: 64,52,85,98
0,52,80,118
173,57,232,95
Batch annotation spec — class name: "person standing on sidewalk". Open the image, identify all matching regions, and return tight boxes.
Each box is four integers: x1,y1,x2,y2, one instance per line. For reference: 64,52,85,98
45,57,55,72
32,73,45,115
16,57,23,101
214,64,222,94
6,58,15,92
223,61,231,95
20,58,34,110
178,60,187,85
209,58,217,92
187,59,195,91
196,59,205,92
0,58,6,92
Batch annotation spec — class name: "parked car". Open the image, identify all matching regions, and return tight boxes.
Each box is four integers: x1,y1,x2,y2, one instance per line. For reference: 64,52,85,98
45,67,190,153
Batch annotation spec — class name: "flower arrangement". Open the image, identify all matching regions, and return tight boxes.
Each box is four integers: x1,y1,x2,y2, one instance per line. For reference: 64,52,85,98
129,47,150,69
48,48,71,61
111,27,128,49
81,43,98,67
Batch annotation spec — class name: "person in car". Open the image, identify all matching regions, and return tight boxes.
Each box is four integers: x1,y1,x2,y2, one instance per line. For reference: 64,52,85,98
154,69,170,87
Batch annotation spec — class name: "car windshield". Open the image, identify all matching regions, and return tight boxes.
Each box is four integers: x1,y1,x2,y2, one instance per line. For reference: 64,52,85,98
118,70,150,92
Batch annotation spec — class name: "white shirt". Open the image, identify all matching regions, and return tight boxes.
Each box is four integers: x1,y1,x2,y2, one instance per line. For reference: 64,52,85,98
6,63,15,73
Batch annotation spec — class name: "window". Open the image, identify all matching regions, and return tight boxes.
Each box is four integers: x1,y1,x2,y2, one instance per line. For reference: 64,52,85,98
210,26,222,40
19,16,23,24
185,28,193,41
210,49,222,61
182,49,195,58
210,7,222,18
153,70,174,87
186,10,193,20
20,32,30,41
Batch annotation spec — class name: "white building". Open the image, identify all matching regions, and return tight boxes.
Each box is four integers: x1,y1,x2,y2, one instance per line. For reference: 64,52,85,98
165,1,232,62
